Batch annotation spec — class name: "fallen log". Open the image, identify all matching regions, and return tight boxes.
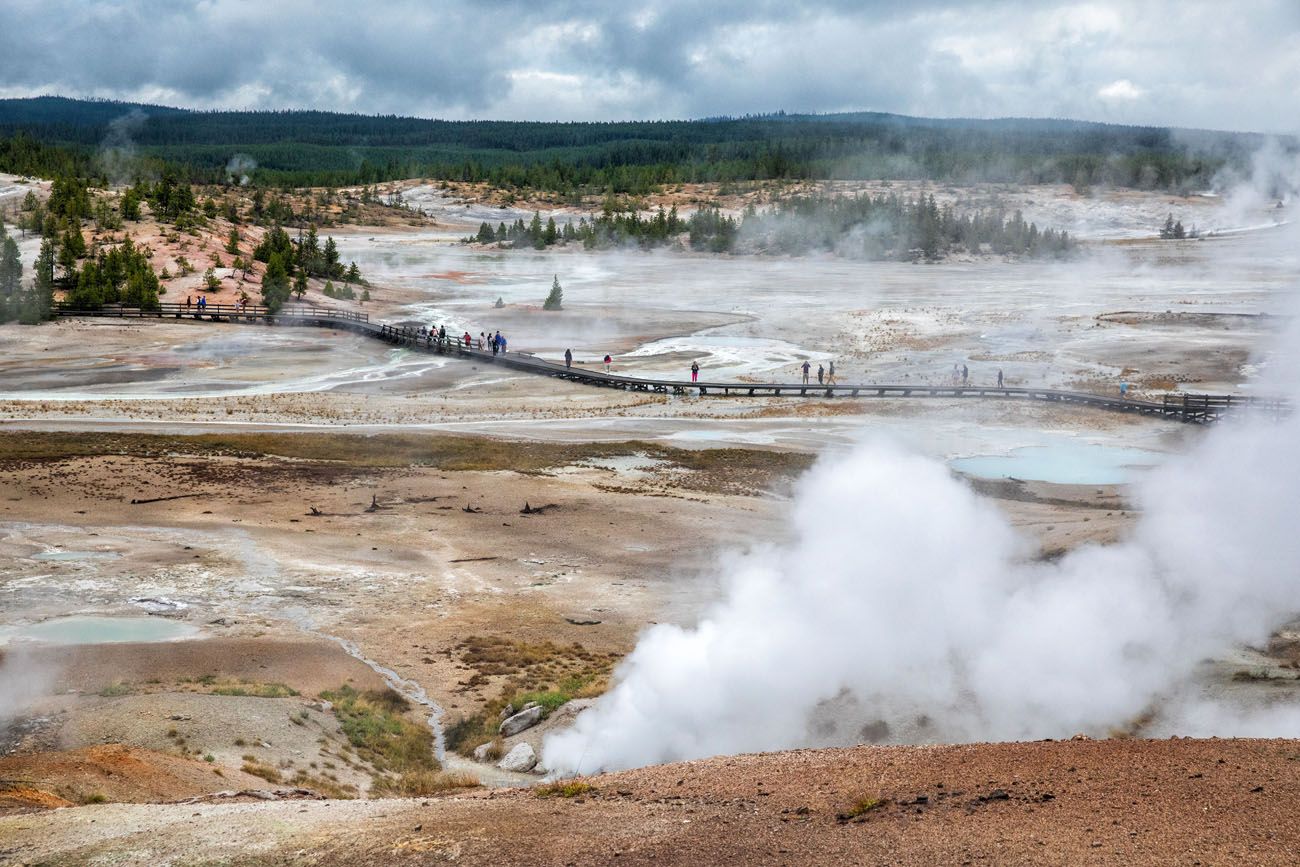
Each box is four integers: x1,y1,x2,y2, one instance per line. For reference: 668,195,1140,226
129,493,200,505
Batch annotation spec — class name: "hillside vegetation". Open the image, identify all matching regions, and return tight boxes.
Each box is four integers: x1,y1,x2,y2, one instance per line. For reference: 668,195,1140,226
0,97,1270,194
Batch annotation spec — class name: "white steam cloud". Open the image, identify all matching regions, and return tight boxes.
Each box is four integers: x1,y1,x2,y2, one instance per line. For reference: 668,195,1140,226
0,647,56,732
97,108,148,186
226,154,257,186
544,325,1300,775
1210,137,1300,232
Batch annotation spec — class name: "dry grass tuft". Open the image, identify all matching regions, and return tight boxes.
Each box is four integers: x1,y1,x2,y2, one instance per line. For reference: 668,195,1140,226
535,780,594,799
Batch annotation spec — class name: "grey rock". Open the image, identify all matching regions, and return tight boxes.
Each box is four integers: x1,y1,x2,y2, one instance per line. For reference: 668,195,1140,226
472,741,495,762
498,705,544,737
497,742,537,773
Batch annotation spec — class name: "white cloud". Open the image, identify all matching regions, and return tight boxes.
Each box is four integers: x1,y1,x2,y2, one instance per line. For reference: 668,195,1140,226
1098,79,1145,101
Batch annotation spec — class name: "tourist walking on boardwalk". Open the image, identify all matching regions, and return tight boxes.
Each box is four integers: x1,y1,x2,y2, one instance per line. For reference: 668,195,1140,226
961,363,969,385
438,324,446,344
463,332,472,349
499,333,508,353
478,332,486,350
603,354,612,373
691,361,700,382
817,364,825,385
565,348,573,368
801,360,811,383
951,363,960,385
997,368,1004,388
826,360,837,385
491,333,499,356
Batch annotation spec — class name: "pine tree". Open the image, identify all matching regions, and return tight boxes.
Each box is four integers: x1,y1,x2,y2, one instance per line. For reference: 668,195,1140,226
543,275,563,311
323,236,341,277
529,211,544,249
226,227,241,255
0,235,21,322
22,239,55,323
263,253,290,312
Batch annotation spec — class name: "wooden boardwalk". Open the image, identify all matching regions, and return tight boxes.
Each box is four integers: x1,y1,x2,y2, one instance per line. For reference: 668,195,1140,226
53,302,1288,424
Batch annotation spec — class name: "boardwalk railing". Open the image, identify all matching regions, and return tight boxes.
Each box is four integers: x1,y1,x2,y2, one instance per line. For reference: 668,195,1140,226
52,302,1288,424
54,301,368,324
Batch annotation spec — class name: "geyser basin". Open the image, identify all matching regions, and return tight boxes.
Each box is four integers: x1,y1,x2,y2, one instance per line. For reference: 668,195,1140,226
949,443,1164,485
0,615,200,645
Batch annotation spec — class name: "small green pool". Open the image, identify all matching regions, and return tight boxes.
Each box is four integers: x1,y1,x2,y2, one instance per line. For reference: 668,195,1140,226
0,616,199,645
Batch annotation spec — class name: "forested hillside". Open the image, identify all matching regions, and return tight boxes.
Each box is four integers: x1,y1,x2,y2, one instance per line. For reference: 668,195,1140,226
0,96,1272,193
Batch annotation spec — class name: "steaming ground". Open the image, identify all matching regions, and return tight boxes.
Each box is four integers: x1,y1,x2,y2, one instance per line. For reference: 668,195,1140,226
543,299,1300,774
2,180,1299,864
545,416,1300,774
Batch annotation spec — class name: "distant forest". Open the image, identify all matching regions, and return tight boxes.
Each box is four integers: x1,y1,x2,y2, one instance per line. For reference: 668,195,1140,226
474,194,1074,261
0,97,1277,194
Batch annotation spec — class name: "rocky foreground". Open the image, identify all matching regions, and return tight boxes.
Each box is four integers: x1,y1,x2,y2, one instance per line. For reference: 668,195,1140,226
2,737,1298,865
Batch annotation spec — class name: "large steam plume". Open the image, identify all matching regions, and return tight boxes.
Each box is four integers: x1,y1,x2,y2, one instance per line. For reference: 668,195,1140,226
544,320,1300,776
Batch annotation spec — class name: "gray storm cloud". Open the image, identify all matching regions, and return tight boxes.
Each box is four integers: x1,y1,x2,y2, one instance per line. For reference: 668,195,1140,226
0,1,1296,130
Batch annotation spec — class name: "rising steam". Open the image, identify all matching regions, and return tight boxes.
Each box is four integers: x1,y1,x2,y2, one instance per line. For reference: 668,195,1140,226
97,109,148,186
226,154,257,186
544,322,1300,776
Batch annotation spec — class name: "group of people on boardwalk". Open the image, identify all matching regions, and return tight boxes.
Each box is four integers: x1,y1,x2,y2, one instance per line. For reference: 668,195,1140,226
420,324,509,355
799,359,837,385
951,362,1010,388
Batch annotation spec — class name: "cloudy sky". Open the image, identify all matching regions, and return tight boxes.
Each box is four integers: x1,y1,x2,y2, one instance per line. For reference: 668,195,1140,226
1,0,1297,132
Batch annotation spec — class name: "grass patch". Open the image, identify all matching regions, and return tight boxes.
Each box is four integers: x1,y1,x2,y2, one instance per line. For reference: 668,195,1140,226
320,684,447,796
241,761,282,784
837,795,888,821
444,637,620,756
535,780,594,799
80,792,108,804
371,770,480,797
208,680,299,698
288,770,359,799
97,682,133,697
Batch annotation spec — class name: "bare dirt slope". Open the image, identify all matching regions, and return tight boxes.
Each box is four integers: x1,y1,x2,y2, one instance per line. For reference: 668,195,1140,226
0,744,267,810
3,737,1298,866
